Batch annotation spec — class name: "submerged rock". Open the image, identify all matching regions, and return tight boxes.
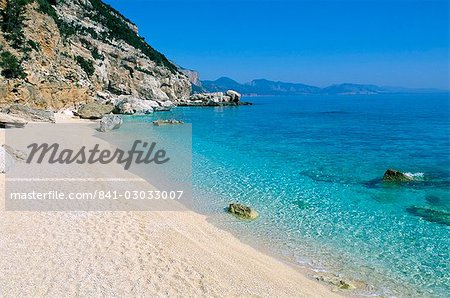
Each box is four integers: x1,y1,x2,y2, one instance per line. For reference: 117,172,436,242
152,119,184,126
314,275,357,290
77,103,114,119
99,115,123,132
425,195,441,206
406,206,450,226
228,203,259,220
0,113,28,128
4,104,55,123
383,169,413,182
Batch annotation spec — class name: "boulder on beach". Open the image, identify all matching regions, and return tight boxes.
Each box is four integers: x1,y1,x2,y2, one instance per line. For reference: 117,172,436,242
152,119,184,126
383,169,413,182
0,144,27,174
0,113,28,128
77,103,114,119
3,104,55,123
228,203,259,220
99,115,123,132
114,97,155,115
2,145,27,161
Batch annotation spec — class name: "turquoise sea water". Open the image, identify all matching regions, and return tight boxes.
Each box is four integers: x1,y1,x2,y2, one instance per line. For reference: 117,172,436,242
123,94,449,297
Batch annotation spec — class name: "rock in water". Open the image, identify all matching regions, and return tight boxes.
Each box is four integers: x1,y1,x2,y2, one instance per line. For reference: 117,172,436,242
99,115,123,132
228,203,259,220
0,113,28,128
77,103,114,119
406,206,450,226
4,104,55,123
383,169,413,182
226,90,241,102
152,120,184,126
425,195,441,206
182,89,247,106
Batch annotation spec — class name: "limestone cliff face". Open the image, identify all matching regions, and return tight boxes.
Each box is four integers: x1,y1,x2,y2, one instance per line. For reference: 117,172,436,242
178,67,201,87
0,0,191,110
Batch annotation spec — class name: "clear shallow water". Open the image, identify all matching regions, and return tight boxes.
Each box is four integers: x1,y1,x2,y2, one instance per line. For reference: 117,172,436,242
123,94,450,297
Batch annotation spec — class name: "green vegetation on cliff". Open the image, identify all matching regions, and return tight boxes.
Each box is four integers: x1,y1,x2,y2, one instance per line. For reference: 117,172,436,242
87,0,177,73
32,0,178,73
1,0,29,49
0,50,26,79
75,55,95,77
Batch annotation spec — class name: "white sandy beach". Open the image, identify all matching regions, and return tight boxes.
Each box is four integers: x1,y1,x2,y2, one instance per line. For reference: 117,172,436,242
0,117,341,297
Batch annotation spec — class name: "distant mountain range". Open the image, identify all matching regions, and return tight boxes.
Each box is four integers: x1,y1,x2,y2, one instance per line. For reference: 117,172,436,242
198,77,446,95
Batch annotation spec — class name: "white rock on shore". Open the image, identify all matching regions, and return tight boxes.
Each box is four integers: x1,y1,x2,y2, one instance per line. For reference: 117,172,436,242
0,113,28,127
99,115,123,132
114,96,155,114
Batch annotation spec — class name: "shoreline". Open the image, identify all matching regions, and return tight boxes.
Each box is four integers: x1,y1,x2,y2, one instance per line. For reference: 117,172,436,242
0,116,343,297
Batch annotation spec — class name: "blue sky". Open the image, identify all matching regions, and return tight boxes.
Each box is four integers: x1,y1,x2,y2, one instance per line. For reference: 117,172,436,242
104,0,449,89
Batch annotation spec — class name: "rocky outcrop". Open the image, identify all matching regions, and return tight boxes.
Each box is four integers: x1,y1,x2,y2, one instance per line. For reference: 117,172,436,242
178,67,202,87
3,104,55,123
0,0,191,111
96,92,175,113
0,113,28,127
383,169,413,182
99,114,122,132
178,90,250,107
77,103,114,119
228,203,259,220
114,96,155,115
226,90,241,102
152,119,184,126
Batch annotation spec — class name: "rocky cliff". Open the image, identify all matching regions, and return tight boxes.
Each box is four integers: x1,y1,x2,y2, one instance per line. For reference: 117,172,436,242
0,0,191,110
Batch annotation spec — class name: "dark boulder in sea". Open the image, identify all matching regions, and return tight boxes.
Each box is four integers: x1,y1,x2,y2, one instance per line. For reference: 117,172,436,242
228,203,259,220
406,206,450,226
77,103,114,119
383,169,413,182
99,115,123,132
152,120,184,126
